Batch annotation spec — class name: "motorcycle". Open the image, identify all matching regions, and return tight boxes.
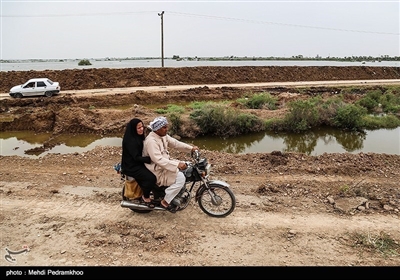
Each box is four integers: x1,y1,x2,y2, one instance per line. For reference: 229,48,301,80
114,150,236,217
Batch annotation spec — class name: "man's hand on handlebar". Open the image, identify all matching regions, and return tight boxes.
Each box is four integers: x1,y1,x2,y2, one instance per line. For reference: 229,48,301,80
191,146,199,152
178,162,187,170
191,146,200,159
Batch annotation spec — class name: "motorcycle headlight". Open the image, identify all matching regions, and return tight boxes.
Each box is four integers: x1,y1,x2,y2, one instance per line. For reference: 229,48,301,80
198,158,208,168
184,166,193,178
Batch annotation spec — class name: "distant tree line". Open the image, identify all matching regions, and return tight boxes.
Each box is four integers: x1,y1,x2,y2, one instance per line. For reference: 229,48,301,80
1,55,399,63
192,55,400,62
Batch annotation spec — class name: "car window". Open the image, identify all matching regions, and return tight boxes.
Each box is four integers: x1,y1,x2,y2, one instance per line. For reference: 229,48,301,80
24,82,35,88
47,79,54,85
37,81,46,87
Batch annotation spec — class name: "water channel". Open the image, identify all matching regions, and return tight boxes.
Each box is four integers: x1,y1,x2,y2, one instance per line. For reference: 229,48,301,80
1,127,399,159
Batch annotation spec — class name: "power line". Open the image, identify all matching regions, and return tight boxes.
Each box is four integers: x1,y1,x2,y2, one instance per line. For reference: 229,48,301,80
167,11,400,36
1,10,398,35
0,11,158,18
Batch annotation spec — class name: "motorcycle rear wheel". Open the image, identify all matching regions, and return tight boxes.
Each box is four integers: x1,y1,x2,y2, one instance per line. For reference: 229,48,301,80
198,184,236,217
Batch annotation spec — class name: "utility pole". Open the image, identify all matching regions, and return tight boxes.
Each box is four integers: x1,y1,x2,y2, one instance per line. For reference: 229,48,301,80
158,11,165,67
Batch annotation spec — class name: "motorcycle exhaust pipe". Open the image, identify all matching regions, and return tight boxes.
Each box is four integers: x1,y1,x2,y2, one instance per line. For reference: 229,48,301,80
120,200,166,211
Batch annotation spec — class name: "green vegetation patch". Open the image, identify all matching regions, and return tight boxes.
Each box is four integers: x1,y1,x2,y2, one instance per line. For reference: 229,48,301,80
236,92,278,109
348,231,400,258
151,86,400,138
155,104,186,115
189,103,265,137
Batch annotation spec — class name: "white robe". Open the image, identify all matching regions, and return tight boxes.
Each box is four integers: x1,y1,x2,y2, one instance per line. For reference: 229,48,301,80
143,131,192,187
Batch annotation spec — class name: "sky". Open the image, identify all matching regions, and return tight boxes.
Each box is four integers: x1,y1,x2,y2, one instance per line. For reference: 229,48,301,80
1,0,399,60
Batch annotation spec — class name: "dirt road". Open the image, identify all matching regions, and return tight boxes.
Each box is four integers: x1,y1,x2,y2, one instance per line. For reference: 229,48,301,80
2,79,400,100
1,147,400,267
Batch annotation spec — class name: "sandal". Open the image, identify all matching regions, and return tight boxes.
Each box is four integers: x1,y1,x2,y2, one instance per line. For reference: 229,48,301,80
160,200,177,213
141,197,155,208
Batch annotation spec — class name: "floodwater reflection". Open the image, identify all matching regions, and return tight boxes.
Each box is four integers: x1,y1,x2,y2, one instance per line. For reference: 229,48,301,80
0,127,398,158
280,128,366,154
185,127,398,155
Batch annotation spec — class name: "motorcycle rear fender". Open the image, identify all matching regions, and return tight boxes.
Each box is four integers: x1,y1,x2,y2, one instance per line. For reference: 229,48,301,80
195,180,230,201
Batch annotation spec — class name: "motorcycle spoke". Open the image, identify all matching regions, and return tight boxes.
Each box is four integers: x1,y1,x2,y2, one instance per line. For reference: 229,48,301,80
198,185,235,217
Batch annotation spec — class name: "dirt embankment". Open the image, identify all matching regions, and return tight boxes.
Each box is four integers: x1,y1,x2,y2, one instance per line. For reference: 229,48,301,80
1,65,400,93
1,66,400,136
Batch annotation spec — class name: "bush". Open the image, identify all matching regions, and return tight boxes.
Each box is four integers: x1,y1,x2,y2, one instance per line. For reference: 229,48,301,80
168,113,182,135
362,114,400,129
379,93,400,114
356,96,379,112
318,97,345,125
333,104,367,130
155,104,185,115
236,92,277,109
189,103,264,137
283,98,320,132
78,59,92,66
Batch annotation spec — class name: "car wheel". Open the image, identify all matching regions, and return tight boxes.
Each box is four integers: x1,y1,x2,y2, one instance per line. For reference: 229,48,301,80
45,91,53,97
15,93,23,98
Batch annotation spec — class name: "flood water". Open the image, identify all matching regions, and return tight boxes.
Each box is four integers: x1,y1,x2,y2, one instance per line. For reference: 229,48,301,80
1,127,399,159
1,58,399,72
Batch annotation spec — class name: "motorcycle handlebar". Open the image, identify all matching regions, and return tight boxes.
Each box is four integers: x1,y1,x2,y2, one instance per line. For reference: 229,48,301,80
192,149,200,159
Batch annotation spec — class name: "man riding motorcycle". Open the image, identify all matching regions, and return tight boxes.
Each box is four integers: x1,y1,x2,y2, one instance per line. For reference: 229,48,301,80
143,116,199,213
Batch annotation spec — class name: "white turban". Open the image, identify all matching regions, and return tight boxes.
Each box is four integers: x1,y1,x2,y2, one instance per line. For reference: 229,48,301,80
150,116,168,131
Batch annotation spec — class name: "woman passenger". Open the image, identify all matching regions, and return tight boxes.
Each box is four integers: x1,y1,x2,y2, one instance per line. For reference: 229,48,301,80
121,118,157,207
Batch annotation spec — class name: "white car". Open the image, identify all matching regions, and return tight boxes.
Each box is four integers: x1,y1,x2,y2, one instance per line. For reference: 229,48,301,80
9,78,61,98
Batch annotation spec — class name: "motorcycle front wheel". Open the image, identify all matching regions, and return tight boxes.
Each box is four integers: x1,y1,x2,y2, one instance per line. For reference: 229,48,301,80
198,184,236,217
